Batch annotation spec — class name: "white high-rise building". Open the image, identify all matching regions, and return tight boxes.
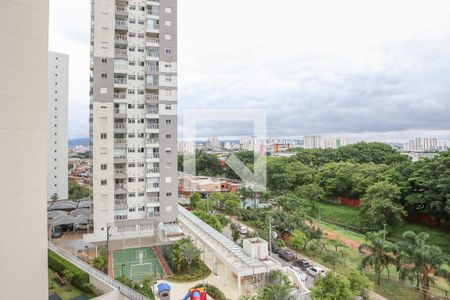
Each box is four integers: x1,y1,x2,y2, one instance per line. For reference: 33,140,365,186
304,135,321,149
48,52,69,200
86,0,178,242
0,0,49,298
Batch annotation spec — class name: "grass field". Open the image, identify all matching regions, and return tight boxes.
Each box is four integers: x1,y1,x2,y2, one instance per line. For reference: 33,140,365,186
113,247,164,281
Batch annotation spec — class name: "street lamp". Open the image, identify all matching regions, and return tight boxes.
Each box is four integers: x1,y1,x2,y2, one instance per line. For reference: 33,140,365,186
106,224,112,274
121,263,126,277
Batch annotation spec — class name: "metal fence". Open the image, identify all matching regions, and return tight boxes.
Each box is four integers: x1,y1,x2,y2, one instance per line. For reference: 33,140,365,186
48,242,149,300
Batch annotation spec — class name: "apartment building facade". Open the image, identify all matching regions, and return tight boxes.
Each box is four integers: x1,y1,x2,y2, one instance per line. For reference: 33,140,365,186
86,0,178,242
0,0,49,298
48,52,69,201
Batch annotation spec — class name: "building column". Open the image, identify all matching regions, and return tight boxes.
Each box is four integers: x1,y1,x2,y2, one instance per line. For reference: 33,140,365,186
237,275,241,297
212,255,217,275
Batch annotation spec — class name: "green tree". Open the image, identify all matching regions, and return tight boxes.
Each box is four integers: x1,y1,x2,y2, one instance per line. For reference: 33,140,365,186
239,187,255,209
50,193,59,202
68,180,91,200
295,183,326,209
91,255,107,273
399,231,450,292
323,250,346,271
62,269,74,290
189,192,202,209
359,181,405,230
258,270,293,300
289,230,306,259
347,269,373,300
312,272,353,300
359,231,396,285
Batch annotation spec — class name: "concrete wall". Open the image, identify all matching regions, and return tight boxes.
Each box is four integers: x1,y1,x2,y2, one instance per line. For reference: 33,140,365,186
48,51,69,200
0,0,49,299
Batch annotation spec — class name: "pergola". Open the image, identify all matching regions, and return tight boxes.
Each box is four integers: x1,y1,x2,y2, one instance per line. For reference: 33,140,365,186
178,206,278,296
66,240,98,258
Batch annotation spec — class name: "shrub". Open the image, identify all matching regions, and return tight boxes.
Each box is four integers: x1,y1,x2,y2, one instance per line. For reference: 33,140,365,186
192,283,226,300
48,250,90,293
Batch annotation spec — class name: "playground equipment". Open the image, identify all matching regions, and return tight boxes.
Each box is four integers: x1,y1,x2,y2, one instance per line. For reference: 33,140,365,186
182,287,207,300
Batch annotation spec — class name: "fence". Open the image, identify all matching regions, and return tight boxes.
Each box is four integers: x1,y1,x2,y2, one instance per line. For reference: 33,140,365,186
48,242,150,300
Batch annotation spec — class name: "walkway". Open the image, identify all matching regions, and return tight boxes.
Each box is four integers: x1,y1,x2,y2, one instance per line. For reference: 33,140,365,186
152,246,173,276
48,242,149,300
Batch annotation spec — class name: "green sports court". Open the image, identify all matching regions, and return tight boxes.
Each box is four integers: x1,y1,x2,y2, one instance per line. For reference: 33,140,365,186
112,247,164,281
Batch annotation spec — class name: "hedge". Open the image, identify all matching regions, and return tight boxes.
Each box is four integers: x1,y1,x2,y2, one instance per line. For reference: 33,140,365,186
48,250,90,293
192,283,227,300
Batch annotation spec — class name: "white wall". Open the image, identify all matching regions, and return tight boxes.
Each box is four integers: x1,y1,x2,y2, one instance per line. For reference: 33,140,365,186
0,0,49,298
48,51,69,200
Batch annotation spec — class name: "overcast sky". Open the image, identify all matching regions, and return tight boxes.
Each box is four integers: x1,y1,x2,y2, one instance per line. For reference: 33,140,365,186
49,0,450,142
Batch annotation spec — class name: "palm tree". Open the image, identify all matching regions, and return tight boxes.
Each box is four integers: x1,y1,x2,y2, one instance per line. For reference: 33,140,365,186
359,231,396,285
398,231,450,293
258,270,294,300
178,241,200,273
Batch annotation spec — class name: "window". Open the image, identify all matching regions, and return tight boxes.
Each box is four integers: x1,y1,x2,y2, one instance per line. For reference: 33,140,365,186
165,162,172,168
100,133,107,139
138,177,145,182
129,32,136,37
165,177,172,183
164,20,172,26
138,47,144,53
101,58,107,63
164,62,172,68
165,76,172,82
128,133,135,138
138,61,145,66
137,133,144,138
138,33,145,39
129,207,136,212
137,75,144,80
100,87,107,94
137,162,145,167
101,164,107,170
129,47,136,52
165,48,172,54
138,206,145,211
165,147,172,153
129,19,136,24
165,134,171,139
128,192,136,197
129,5,136,10
139,6,145,11
128,163,136,167
128,177,136,182
138,192,145,197
101,179,107,186
165,7,172,13
164,34,172,40
128,104,135,109
128,148,136,153
166,192,172,197
138,20,145,25
165,119,171,124
100,147,107,154
129,61,135,66
101,73,107,78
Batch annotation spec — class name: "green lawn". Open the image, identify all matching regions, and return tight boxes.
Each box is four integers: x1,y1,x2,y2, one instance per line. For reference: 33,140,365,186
48,269,94,300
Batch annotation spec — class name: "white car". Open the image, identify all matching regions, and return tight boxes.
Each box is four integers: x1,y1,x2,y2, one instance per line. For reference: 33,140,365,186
240,226,249,235
290,266,302,274
307,267,326,277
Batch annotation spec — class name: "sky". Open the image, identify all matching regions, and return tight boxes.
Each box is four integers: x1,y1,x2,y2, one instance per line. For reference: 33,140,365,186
49,0,450,143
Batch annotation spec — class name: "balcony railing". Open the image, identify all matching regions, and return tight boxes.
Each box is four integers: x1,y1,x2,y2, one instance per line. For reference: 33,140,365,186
147,109,158,114
147,183,159,189
114,78,127,85
115,48,127,58
114,93,126,99
115,20,128,30
116,6,127,14
147,197,160,204
115,169,127,176
147,167,160,173
147,66,159,72
147,10,159,16
114,123,126,129
146,94,159,101
115,183,127,190
147,51,159,57
114,155,127,160
114,138,127,144
146,153,159,158
146,37,160,44
148,212,160,218
114,108,126,114
146,138,159,144
147,124,159,129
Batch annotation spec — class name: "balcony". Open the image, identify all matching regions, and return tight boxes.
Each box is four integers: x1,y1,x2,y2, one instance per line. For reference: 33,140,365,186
114,108,127,117
147,167,160,174
146,0,160,5
115,48,127,59
146,138,159,144
113,154,127,163
147,212,160,218
114,184,127,194
114,92,127,100
146,94,159,102
147,123,159,130
146,80,159,89
146,37,160,46
114,34,128,46
114,138,127,147
147,10,159,17
114,123,127,133
147,65,159,73
115,168,127,178
115,6,128,17
146,152,159,159
115,20,128,31
114,78,127,87
147,108,159,115
146,51,159,59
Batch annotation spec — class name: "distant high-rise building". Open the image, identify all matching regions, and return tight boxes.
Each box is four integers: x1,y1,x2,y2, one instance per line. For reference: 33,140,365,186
323,136,348,149
86,0,178,242
0,0,49,298
48,52,69,200
304,135,321,149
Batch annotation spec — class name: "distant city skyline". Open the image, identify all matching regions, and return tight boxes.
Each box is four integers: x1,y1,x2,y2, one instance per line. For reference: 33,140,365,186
50,0,450,140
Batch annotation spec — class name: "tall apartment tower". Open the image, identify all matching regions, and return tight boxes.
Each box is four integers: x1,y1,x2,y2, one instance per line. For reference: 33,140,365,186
48,52,69,201
304,135,322,149
0,0,49,298
86,0,178,242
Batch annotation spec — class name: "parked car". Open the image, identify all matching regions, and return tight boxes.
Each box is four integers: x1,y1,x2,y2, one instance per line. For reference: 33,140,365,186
279,250,295,262
307,267,326,277
293,258,311,269
290,266,302,274
239,226,249,235
51,227,63,238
